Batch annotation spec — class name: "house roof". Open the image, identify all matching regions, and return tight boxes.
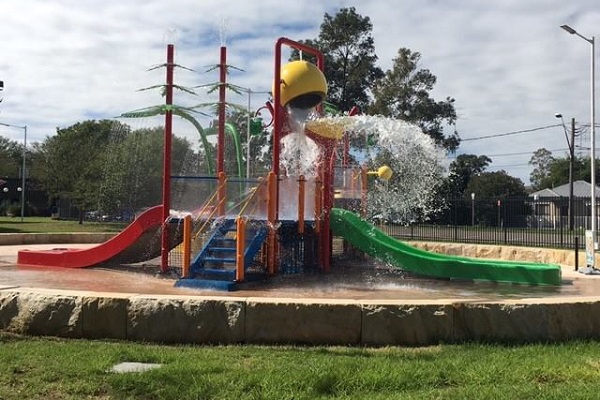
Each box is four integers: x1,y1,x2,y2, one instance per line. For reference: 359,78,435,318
530,180,600,198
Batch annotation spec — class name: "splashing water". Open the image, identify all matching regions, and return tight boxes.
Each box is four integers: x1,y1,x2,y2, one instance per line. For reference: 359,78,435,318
303,114,445,224
280,107,320,177
278,109,444,223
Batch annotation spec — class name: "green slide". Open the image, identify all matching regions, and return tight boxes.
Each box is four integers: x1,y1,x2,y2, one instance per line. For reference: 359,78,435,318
330,208,562,286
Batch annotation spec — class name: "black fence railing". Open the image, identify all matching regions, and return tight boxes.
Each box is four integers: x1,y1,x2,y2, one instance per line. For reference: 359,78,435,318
376,196,597,250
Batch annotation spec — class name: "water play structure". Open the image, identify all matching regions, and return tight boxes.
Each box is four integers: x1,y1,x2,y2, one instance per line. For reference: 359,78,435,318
15,37,562,288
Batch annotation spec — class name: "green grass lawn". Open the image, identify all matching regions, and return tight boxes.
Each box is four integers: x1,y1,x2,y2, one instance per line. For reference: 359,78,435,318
1,333,600,399
0,216,127,234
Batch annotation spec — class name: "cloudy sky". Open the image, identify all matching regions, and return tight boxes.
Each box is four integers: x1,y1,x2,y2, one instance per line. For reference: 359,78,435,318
0,0,599,185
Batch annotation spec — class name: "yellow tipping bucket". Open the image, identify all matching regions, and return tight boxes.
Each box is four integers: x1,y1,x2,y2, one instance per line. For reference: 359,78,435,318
276,60,327,109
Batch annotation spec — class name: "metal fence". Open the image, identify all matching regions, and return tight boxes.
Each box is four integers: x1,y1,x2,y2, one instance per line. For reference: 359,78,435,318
377,196,595,250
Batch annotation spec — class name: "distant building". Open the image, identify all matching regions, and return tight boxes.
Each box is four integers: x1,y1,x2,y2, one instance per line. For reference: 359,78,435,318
529,180,600,229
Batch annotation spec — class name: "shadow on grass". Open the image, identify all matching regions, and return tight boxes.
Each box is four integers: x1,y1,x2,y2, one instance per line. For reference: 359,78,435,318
0,227,24,234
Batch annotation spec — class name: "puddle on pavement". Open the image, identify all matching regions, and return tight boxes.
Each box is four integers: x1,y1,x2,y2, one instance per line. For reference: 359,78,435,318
1,255,599,302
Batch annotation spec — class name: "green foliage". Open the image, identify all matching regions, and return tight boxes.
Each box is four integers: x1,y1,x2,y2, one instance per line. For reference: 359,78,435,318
529,148,555,190
98,126,193,214
31,120,194,221
295,8,459,152
227,110,271,178
33,120,117,220
0,136,24,178
465,171,526,199
370,48,459,151
0,200,20,217
441,154,492,198
529,148,593,190
292,7,384,113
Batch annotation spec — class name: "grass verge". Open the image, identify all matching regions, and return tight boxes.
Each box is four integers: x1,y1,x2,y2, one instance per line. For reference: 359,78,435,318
0,217,126,233
1,333,600,399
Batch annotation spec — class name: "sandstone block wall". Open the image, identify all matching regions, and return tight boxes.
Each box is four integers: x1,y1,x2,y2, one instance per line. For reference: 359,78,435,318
3,288,600,346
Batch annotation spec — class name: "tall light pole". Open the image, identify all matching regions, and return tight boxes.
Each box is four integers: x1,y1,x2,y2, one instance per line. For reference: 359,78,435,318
561,24,596,267
238,87,269,178
0,122,27,222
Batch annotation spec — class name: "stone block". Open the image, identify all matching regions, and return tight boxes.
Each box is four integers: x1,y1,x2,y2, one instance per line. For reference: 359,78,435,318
244,299,361,345
476,246,501,260
544,301,600,340
0,291,19,329
127,296,245,344
453,302,555,342
361,302,454,346
3,290,82,337
82,295,129,339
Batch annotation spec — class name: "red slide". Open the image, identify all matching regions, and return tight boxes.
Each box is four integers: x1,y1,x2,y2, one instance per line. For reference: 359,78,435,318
17,205,182,268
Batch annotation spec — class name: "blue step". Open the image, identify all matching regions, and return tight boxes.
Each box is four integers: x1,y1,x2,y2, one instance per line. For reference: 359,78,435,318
175,279,239,291
209,247,236,252
195,268,236,278
203,256,236,263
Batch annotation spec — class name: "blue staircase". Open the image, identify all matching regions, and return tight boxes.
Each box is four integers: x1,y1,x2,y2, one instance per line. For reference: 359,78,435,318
176,218,268,290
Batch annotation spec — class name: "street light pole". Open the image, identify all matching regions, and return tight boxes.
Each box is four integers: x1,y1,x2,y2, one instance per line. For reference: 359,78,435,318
561,24,596,268
238,87,269,178
555,113,575,230
0,122,27,222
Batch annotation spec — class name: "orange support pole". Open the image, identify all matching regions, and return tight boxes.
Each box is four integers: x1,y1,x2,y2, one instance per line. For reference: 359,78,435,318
218,171,227,216
181,215,192,278
236,217,246,282
298,175,305,234
361,165,368,218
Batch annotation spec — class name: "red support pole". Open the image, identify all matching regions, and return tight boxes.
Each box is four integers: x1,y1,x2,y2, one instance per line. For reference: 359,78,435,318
160,43,174,273
217,46,226,174
273,42,282,179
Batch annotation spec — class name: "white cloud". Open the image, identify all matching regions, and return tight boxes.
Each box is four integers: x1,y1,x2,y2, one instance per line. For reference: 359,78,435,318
0,0,599,185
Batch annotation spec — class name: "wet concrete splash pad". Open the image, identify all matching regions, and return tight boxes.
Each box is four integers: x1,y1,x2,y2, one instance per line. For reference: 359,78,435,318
3,243,600,346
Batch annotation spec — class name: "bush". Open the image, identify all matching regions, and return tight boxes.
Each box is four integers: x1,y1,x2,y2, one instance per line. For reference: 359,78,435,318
0,201,21,217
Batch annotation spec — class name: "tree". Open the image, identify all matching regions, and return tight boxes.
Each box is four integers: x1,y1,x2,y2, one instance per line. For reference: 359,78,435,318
370,48,459,151
34,120,117,222
228,109,271,178
98,126,193,216
0,136,23,178
534,152,588,190
529,148,555,190
292,7,383,112
33,120,194,222
464,171,526,226
465,171,526,199
441,154,491,198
